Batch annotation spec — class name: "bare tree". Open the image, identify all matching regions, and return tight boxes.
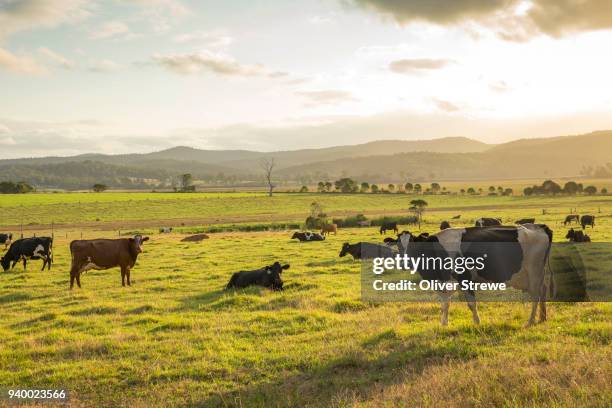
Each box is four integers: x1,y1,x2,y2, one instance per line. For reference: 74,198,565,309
260,158,275,197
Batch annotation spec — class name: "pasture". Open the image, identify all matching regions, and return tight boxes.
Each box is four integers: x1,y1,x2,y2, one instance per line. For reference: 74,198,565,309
0,192,611,407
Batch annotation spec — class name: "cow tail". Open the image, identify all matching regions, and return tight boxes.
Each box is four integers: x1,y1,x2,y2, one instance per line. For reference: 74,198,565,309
541,224,555,299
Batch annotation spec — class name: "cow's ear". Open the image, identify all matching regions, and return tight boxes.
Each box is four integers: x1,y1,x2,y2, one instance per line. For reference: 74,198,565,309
282,264,290,270
142,236,150,242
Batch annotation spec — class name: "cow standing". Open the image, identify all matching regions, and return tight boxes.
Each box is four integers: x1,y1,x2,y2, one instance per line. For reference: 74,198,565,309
398,224,553,327
379,222,398,235
339,242,396,260
69,235,149,288
564,215,579,225
321,224,337,236
580,215,595,229
0,233,12,249
1,237,53,271
226,262,289,290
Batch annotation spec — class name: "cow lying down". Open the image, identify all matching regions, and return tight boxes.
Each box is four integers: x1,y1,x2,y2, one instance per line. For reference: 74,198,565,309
291,232,325,242
226,262,290,291
398,224,553,327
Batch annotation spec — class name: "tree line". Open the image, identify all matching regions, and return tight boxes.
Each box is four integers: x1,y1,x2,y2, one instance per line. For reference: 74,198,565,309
523,180,605,196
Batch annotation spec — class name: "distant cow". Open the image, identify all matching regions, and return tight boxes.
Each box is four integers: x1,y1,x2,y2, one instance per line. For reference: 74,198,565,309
379,222,398,235
339,242,396,260
515,218,535,225
292,232,325,242
565,228,591,243
405,216,419,225
1,237,53,271
357,220,372,227
440,221,451,230
226,262,289,290
69,235,149,289
159,227,173,233
321,224,337,236
564,214,579,225
451,215,461,220
580,215,595,229
475,217,502,227
0,233,12,249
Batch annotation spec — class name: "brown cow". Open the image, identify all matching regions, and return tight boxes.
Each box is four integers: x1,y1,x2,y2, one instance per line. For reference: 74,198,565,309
69,235,149,289
321,223,338,236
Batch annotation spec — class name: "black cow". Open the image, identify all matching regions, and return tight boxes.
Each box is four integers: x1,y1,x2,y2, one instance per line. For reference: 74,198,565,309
0,233,12,249
339,242,396,260
405,216,419,225
440,221,451,230
565,228,591,243
225,262,289,290
291,232,325,242
564,214,579,225
1,237,53,271
398,224,553,327
379,222,398,235
515,218,535,225
475,217,502,227
580,215,595,229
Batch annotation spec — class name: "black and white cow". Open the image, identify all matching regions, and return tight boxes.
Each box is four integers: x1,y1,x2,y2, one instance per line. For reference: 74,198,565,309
339,242,397,260
580,215,595,230
475,217,502,227
565,228,591,243
225,262,289,290
0,233,12,249
398,224,552,327
291,232,325,242
159,227,173,233
1,237,53,271
440,221,451,230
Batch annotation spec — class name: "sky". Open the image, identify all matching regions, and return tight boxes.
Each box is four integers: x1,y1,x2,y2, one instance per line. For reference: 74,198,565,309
1,0,612,158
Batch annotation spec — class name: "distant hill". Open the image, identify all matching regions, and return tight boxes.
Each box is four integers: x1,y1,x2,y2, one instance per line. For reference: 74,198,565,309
0,132,610,189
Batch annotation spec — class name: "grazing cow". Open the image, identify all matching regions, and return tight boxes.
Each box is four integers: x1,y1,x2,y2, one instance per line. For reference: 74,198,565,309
321,224,338,236
159,227,173,233
0,233,12,249
398,224,553,327
1,237,53,271
383,237,398,247
451,215,461,220
580,215,595,230
405,216,419,225
226,262,289,290
292,232,325,242
565,228,591,243
515,218,535,225
357,220,372,227
379,222,398,235
440,221,451,230
475,217,502,227
563,214,579,225
339,242,396,260
69,235,149,289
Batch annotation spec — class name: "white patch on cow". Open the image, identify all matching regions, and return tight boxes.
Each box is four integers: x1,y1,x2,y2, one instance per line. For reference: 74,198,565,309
305,232,313,240
509,225,550,292
267,270,272,275
33,244,45,258
434,228,466,256
79,256,105,274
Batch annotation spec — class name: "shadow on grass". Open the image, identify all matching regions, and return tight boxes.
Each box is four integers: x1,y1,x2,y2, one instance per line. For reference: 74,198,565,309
193,323,520,408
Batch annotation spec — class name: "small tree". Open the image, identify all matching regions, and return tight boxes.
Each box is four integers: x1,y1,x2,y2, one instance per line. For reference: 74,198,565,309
324,181,332,192
360,182,370,193
431,182,441,194
467,187,475,195
504,188,513,196
563,181,579,195
584,185,597,195
404,182,413,193
488,186,495,193
523,187,534,196
299,185,308,193
92,183,107,193
370,184,379,193
387,184,395,192
601,187,608,194
260,158,275,197
409,199,428,229
179,173,194,192
414,183,422,193
460,188,466,194
317,181,325,192
334,178,358,193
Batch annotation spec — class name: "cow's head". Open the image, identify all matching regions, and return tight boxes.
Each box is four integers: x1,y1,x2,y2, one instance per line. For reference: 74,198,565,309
265,261,289,290
1,257,8,271
339,243,351,257
130,235,150,254
565,229,576,240
291,232,299,239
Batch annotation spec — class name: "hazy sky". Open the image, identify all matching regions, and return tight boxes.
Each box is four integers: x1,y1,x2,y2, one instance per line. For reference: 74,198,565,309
1,0,612,158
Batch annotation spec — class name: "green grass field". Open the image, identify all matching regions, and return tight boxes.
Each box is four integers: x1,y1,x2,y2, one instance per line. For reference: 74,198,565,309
0,192,610,407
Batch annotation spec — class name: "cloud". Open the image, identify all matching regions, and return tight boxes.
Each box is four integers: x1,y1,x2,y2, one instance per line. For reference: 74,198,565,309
489,80,510,93
352,0,612,40
389,58,453,74
152,50,274,76
38,47,74,69
0,47,45,74
127,0,190,32
88,59,121,73
431,98,460,112
0,0,91,40
173,30,233,48
89,20,130,39
296,90,357,105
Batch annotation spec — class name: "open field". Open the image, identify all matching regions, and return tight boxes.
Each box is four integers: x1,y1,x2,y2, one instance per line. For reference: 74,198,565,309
0,192,611,407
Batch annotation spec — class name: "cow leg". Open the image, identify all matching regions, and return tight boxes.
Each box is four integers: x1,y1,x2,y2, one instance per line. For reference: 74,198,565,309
121,267,126,287
440,291,452,326
538,283,547,323
70,273,75,289
76,273,82,288
41,258,47,271
23,258,27,271
467,301,480,325
126,267,132,286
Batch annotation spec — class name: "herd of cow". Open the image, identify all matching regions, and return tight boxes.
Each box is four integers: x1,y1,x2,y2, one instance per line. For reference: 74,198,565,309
0,212,597,327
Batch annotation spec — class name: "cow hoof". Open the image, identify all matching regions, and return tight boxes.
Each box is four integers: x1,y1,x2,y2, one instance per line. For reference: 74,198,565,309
524,321,535,328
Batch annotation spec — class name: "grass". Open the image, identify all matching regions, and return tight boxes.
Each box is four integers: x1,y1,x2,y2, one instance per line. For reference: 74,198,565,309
0,193,610,407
